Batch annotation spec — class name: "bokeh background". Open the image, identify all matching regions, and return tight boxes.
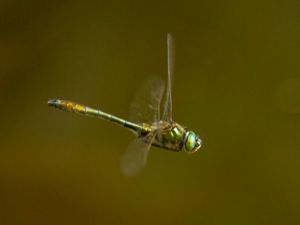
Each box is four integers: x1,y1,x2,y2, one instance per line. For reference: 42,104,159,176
1,0,300,224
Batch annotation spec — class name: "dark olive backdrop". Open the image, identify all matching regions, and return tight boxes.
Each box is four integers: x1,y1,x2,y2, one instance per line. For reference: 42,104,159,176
1,0,300,225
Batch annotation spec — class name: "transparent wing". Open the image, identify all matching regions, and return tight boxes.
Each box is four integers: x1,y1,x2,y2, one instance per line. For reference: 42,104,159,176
130,76,165,124
162,33,174,122
120,133,156,176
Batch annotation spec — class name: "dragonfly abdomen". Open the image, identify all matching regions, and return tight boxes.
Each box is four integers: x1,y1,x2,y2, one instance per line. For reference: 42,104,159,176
48,99,147,134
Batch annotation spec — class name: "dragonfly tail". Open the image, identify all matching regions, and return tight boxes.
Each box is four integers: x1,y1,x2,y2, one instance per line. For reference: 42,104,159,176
48,99,146,134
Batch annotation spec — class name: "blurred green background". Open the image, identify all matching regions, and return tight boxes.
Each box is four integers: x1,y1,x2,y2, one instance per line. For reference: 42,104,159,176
1,0,300,224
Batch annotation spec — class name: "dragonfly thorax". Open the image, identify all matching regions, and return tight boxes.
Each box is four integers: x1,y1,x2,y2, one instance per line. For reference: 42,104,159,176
142,121,186,152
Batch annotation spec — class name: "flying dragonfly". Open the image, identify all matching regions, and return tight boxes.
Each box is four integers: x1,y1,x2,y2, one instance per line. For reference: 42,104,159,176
48,34,202,176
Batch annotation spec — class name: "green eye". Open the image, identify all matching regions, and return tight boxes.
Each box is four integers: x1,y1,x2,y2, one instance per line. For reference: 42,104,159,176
184,131,202,153
185,132,197,153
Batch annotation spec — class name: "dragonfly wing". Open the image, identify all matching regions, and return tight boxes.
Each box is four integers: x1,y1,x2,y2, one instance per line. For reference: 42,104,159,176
162,33,174,122
130,76,165,124
120,133,156,176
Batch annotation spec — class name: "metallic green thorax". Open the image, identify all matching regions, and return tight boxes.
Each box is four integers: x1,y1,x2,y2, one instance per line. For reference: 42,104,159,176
150,121,186,152
149,122,201,153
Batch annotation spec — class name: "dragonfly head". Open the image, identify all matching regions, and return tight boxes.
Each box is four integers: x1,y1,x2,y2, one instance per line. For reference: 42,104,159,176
184,131,202,154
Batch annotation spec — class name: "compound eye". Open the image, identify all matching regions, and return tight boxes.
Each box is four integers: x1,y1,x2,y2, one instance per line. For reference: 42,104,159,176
185,132,197,153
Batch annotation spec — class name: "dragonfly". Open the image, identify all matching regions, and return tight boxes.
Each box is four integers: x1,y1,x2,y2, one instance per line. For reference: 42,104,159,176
48,34,202,176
